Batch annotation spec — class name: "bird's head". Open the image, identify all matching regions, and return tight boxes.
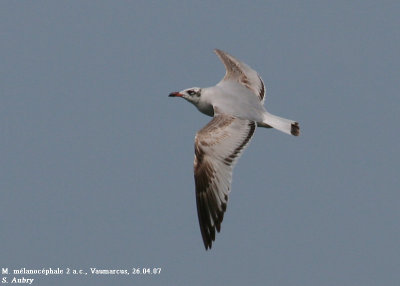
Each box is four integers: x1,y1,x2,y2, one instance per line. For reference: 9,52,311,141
169,87,202,105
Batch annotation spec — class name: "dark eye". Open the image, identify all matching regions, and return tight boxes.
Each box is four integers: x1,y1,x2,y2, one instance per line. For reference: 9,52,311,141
187,90,196,96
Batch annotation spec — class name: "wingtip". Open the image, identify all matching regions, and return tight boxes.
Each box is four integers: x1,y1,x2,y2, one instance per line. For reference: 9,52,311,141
214,48,226,56
202,237,212,250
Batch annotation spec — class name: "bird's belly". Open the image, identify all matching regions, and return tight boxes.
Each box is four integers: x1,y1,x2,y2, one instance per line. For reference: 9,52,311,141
213,95,265,122
201,84,266,121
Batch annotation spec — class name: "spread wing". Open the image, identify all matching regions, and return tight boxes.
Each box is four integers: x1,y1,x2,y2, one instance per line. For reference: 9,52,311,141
214,49,266,103
194,113,256,250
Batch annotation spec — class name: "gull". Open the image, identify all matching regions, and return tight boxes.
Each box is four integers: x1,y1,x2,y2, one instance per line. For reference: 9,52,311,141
169,49,300,250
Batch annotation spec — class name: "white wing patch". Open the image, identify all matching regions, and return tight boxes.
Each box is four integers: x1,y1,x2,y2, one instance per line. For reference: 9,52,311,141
194,114,256,249
215,49,266,103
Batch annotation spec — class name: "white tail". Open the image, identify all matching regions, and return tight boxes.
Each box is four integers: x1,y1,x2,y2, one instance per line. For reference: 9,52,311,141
260,112,300,136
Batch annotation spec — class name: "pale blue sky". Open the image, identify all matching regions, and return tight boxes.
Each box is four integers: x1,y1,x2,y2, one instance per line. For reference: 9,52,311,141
1,1,399,285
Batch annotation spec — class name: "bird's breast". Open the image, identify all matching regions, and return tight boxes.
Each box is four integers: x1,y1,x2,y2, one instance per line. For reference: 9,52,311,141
197,101,214,117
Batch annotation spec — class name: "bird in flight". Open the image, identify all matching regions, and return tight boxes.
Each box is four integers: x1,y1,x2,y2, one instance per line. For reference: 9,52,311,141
169,49,300,250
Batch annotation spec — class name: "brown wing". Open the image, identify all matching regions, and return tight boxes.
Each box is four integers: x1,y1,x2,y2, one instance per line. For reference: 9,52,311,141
214,49,266,103
194,114,256,250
